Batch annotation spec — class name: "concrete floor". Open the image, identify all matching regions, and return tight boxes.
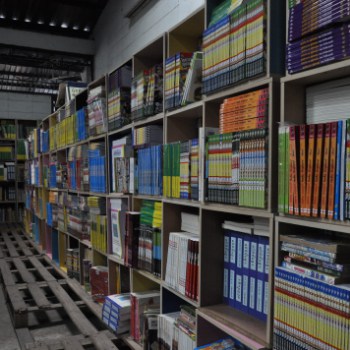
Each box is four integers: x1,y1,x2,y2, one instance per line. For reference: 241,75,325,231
0,287,21,350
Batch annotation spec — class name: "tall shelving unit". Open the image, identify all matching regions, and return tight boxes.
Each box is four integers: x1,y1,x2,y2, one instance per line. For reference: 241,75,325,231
23,0,289,349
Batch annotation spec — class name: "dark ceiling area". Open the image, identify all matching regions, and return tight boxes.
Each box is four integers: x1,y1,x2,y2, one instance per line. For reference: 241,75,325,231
0,0,109,95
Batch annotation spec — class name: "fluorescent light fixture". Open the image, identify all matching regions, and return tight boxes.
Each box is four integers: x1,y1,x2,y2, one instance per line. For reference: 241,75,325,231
37,19,44,24
49,21,56,26
12,16,18,21
83,26,90,32
73,25,79,30
25,18,31,23
61,22,68,28
0,14,5,19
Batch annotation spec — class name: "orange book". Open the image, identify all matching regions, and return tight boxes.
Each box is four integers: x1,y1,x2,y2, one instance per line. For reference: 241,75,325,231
312,123,324,217
299,124,307,216
289,126,300,215
305,124,316,216
320,123,331,218
327,122,338,220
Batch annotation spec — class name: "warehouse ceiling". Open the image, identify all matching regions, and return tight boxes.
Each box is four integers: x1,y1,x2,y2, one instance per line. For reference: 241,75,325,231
0,0,108,95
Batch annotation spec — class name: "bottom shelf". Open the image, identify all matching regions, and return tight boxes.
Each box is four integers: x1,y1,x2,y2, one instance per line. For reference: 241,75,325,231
197,304,268,350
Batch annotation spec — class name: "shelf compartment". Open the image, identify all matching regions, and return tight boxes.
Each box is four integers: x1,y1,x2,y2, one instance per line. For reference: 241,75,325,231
197,305,268,350
132,268,161,285
162,282,199,309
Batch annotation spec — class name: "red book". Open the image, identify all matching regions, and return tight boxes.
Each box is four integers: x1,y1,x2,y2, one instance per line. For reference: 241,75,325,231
320,123,331,218
327,122,338,220
312,124,324,217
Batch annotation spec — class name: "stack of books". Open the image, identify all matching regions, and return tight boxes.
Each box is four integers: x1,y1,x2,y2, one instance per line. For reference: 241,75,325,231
137,200,162,276
275,233,350,349
223,220,269,321
110,197,128,260
135,144,162,196
165,52,193,110
163,139,199,200
17,139,29,161
110,135,134,194
87,85,107,136
130,290,160,344
49,156,57,188
108,65,132,131
165,227,199,301
88,142,106,193
66,248,80,281
0,123,16,139
76,107,89,141
133,125,163,148
202,0,265,94
0,162,15,181
287,0,350,74
0,145,14,160
66,194,90,241
219,88,268,134
206,129,268,208
88,196,107,252
102,293,131,335
90,265,109,303
278,119,350,220
131,64,163,121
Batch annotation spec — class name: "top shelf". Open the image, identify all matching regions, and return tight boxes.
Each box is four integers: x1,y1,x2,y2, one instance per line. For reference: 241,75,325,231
282,60,350,86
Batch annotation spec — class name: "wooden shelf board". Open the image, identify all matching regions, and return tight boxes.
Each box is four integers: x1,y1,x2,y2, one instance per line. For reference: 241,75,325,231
163,198,200,208
197,304,268,350
122,336,142,350
88,134,107,143
204,77,273,103
108,254,124,265
0,138,15,142
81,239,92,248
133,112,164,127
108,193,131,199
276,214,350,234
133,194,163,201
108,123,133,137
283,60,350,86
162,282,199,307
133,268,161,285
166,100,203,118
0,201,16,204
201,202,274,218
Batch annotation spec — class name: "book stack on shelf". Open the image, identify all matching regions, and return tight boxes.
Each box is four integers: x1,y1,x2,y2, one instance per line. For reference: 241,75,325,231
274,232,350,350
66,247,80,281
0,121,16,139
287,0,350,74
205,88,268,208
158,305,197,350
131,63,163,121
0,162,15,181
137,200,162,276
66,194,90,241
110,134,134,194
133,125,163,149
163,138,199,200
88,196,107,252
108,64,132,131
17,139,28,161
102,293,131,335
87,84,107,136
135,144,162,196
165,212,200,301
202,0,265,94
223,220,269,322
90,265,109,303
76,107,89,141
130,290,160,345
88,142,106,193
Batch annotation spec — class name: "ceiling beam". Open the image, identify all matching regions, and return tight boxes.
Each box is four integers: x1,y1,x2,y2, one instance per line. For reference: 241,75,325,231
0,27,95,55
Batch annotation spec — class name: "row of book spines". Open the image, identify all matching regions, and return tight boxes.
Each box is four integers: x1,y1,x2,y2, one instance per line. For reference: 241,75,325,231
88,155,106,193
0,124,16,139
278,120,350,220
288,0,350,42
164,52,193,111
202,0,265,94
223,228,269,321
274,267,350,350
90,214,107,253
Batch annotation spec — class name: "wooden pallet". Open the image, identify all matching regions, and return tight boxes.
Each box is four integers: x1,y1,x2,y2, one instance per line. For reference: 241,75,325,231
0,255,66,286
23,331,119,350
0,229,41,259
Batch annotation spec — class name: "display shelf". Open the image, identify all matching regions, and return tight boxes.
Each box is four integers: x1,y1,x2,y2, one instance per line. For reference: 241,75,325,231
197,305,268,350
162,198,200,208
122,336,142,350
107,123,133,137
108,254,124,266
133,112,164,127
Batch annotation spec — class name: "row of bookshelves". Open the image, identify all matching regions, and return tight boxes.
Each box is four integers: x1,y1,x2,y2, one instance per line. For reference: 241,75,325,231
23,0,350,349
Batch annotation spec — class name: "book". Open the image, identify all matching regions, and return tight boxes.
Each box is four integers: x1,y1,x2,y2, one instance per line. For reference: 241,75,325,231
110,198,128,260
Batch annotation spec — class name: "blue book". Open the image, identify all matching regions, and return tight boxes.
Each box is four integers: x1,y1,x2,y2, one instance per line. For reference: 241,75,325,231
256,236,266,321
223,228,231,304
249,234,258,317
